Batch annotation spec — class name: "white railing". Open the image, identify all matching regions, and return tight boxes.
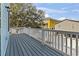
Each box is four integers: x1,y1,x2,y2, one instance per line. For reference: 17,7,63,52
10,27,79,56
43,29,79,56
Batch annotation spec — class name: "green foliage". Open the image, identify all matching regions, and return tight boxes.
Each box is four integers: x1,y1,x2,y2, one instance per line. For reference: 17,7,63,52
9,3,45,28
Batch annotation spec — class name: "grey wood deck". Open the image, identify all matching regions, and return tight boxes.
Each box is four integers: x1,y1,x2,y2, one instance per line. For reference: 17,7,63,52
5,33,65,56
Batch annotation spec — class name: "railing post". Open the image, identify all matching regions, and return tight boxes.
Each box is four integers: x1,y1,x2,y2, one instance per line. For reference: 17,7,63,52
76,34,78,56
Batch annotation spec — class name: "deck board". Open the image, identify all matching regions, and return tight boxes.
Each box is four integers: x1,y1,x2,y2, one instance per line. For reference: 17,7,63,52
5,33,65,56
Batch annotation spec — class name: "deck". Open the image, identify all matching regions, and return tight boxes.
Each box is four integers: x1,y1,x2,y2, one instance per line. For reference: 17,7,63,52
5,33,65,56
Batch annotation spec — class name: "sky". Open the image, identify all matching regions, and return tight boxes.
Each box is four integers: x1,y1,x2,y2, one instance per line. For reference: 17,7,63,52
34,3,79,20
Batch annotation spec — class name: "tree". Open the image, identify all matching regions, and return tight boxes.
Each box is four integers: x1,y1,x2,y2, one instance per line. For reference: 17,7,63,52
9,3,45,28
9,3,23,27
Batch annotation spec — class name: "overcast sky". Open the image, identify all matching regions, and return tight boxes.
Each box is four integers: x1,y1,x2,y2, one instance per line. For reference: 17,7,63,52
34,3,79,20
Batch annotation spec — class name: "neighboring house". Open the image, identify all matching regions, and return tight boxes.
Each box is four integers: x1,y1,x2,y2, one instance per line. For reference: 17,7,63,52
43,18,60,29
55,19,79,32
55,19,79,49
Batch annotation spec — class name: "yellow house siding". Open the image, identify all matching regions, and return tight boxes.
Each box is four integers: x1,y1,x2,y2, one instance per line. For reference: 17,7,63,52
43,18,59,29
48,19,57,29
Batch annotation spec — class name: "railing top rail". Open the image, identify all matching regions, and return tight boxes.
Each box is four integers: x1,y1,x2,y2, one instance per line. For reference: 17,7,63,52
43,29,79,34
10,27,79,34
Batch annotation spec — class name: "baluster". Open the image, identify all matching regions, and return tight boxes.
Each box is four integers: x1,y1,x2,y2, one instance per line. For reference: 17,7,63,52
42,29,44,44
48,31,50,45
76,34,78,56
65,33,68,54
46,31,47,44
49,31,50,45
58,32,60,49
70,34,72,56
55,32,57,48
61,33,63,51
47,31,49,43
50,31,52,46
52,32,54,47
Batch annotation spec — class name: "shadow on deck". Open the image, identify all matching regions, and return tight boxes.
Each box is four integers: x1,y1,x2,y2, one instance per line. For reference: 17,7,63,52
5,33,65,56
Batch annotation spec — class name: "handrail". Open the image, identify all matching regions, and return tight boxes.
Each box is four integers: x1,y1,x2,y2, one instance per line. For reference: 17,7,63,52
43,29,79,34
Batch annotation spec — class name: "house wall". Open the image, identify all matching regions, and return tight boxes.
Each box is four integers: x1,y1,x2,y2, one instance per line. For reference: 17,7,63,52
1,3,9,56
48,19,57,29
43,19,58,29
55,20,79,32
